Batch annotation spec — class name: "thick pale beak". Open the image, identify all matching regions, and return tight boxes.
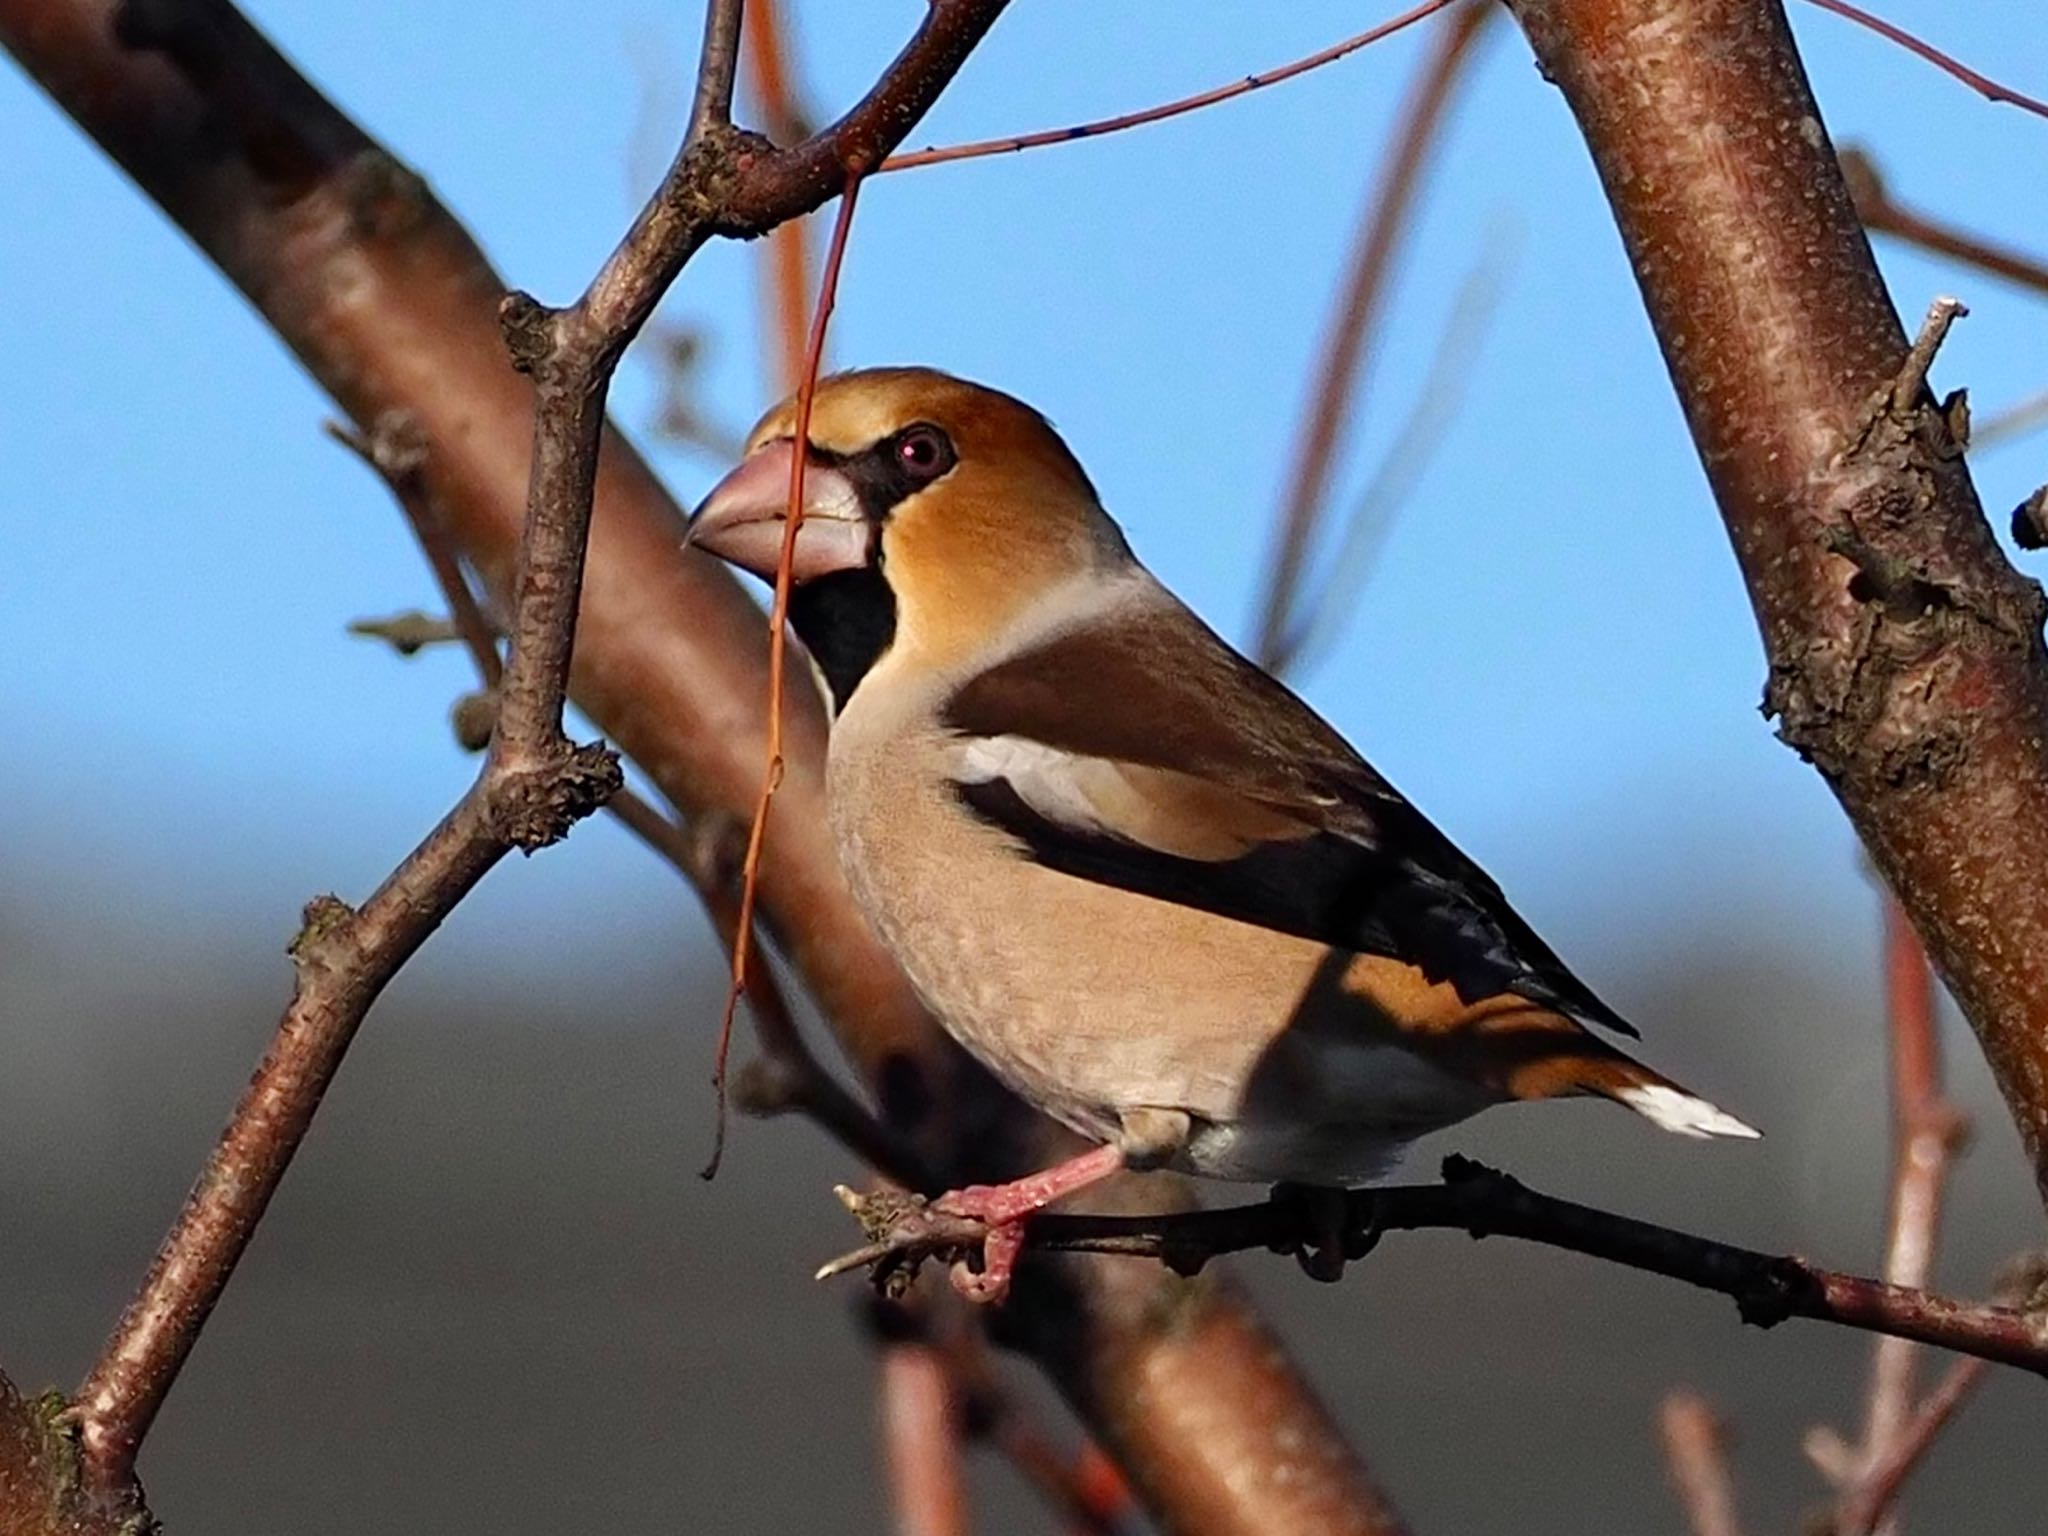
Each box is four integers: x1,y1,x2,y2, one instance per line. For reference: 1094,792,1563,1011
685,439,871,581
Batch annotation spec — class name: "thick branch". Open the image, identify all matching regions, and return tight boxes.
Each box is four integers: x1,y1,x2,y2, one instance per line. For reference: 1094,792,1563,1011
826,1157,2048,1379
1507,0,2048,1203
0,3,1408,1531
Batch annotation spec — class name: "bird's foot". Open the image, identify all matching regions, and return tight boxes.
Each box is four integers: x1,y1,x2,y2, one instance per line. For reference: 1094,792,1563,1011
1271,1182,1377,1283
928,1190,1029,1303
931,1143,1127,1304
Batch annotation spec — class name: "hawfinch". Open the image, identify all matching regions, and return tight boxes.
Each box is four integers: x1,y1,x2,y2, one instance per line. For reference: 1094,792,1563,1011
689,367,1755,1301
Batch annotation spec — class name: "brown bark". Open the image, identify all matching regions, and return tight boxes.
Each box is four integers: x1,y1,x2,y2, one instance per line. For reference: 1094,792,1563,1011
0,3,1402,1530
1508,0,2048,1200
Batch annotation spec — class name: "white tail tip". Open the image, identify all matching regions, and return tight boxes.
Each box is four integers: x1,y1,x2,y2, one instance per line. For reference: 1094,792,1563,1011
1617,1083,1761,1140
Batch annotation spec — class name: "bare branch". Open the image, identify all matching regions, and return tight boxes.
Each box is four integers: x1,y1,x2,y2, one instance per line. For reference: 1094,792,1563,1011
744,0,818,392
825,1157,2048,1379
1802,0,2048,121
335,411,927,1188
329,413,505,683
1857,899,1970,1480
1841,148,2048,299
1660,1391,1747,1536
1253,0,1494,668
2,5,1417,1530
1507,0,2048,1205
883,0,1456,174
878,1337,972,1536
689,0,745,139
1835,1357,1990,1536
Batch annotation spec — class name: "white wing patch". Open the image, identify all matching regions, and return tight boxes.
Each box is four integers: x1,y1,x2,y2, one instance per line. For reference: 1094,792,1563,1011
1616,1083,1762,1140
956,735,1117,834
954,735,1316,863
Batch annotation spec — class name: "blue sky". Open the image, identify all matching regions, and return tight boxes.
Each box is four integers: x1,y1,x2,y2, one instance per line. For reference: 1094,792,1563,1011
4,0,2045,1063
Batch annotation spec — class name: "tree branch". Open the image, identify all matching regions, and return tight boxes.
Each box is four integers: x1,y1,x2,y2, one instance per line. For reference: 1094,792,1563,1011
1840,146,2048,299
1833,1355,1990,1535
1506,0,2048,1205
1253,0,1494,669
2,4,1414,1532
1660,1390,1747,1536
824,1156,2048,1379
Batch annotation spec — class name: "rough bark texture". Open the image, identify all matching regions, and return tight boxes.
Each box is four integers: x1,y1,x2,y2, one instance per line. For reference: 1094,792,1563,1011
0,3,1402,1530
0,1371,138,1535
1509,0,2048,1199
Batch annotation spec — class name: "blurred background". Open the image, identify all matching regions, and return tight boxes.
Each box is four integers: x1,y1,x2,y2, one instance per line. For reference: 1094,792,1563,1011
4,1,2046,1530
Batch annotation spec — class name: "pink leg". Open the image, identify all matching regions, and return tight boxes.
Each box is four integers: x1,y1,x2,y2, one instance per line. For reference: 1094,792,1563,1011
934,1143,1125,1304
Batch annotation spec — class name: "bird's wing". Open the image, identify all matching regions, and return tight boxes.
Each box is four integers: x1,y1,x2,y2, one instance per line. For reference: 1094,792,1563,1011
941,584,1638,1037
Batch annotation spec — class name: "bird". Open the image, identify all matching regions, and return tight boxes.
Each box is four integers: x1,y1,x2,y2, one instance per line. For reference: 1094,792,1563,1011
687,366,1756,1302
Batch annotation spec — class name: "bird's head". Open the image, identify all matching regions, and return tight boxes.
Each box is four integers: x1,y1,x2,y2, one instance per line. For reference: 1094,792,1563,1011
687,367,1129,706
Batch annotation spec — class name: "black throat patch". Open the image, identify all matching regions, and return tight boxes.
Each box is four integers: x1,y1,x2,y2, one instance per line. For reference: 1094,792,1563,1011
788,562,898,712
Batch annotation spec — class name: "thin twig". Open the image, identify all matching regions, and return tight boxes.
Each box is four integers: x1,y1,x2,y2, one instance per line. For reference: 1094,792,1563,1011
823,1156,2048,1378
881,0,1457,174
1860,899,1967,1476
333,409,925,1188
1839,147,2048,299
1975,389,2048,454
1269,223,1512,675
1252,0,1493,668
706,175,864,1178
1835,1357,1990,1536
1660,1391,1746,1536
744,0,817,393
689,0,745,139
327,414,504,684
1801,0,2048,122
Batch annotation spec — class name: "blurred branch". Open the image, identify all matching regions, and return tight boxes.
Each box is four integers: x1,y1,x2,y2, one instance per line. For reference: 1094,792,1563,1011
745,0,817,393
1659,1391,1746,1536
1832,1356,1989,1535
1840,147,2048,298
1270,225,1512,675
827,1155,2048,1378
940,1323,1134,1536
705,174,864,1179
1507,0,2048,1206
329,413,506,682
1253,0,1494,669
1,3,1417,1532
347,609,462,654
330,411,927,1188
883,0,1457,174
878,1336,972,1536
1976,389,2048,455
1801,0,2048,121
1857,901,1969,1488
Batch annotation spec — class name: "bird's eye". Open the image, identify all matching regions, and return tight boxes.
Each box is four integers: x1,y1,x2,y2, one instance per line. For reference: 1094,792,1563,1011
894,424,954,482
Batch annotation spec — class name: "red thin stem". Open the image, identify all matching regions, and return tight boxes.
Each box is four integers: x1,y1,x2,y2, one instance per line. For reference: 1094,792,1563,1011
704,174,862,1177
1801,0,2048,121
880,1341,971,1536
881,0,1457,174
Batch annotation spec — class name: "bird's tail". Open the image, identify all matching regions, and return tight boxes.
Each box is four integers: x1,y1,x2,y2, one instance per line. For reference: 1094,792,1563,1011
1503,1043,1760,1139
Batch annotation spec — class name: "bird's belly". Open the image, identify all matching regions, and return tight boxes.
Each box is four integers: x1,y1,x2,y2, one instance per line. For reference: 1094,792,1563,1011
829,754,1495,1181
